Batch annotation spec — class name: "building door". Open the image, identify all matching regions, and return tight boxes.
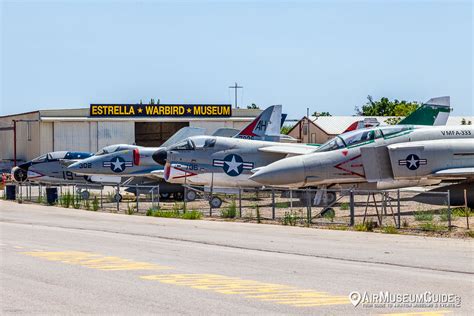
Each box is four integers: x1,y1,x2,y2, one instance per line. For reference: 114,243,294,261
135,122,189,147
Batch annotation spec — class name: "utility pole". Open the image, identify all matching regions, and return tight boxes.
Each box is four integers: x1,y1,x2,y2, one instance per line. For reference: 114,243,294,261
228,82,243,108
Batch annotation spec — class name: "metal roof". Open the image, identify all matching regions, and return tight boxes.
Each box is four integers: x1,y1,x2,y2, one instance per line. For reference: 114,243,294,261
309,115,474,135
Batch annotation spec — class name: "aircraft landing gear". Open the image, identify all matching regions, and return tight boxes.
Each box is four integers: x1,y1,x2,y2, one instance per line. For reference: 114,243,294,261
159,192,170,199
114,193,122,202
174,192,184,201
81,190,90,200
185,189,197,202
209,196,222,208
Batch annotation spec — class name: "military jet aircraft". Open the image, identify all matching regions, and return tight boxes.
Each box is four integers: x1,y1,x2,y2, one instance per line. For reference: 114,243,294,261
67,105,286,201
250,125,474,206
10,151,123,199
156,97,453,207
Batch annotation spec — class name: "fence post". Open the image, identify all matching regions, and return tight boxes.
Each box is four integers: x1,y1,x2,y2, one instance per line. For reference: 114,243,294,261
306,188,311,226
157,185,160,208
397,189,401,229
447,190,451,230
116,184,120,213
349,189,355,226
100,188,103,209
271,189,275,220
290,189,293,211
183,186,187,214
238,188,242,218
135,184,139,213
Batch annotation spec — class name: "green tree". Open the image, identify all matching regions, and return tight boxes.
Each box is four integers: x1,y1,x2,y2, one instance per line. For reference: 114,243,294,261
280,125,293,135
356,96,419,125
312,111,332,117
247,103,260,109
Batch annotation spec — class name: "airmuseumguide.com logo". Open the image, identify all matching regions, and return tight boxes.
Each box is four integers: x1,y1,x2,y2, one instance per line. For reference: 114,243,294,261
349,291,461,309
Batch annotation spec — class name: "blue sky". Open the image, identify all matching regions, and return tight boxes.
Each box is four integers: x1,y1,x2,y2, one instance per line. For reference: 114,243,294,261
1,0,472,118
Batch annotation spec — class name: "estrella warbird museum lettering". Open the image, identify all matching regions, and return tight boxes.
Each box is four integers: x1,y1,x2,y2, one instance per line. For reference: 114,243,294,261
90,104,232,117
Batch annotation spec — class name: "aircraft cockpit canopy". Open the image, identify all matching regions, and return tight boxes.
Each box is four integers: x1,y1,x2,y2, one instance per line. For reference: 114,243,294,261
169,136,217,151
95,144,136,156
316,125,413,153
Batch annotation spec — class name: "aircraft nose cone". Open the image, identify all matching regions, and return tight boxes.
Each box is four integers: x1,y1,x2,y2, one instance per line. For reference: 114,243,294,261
152,149,167,165
250,157,305,186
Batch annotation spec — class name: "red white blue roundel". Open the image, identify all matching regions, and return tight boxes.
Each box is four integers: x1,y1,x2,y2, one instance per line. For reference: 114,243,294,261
213,154,254,177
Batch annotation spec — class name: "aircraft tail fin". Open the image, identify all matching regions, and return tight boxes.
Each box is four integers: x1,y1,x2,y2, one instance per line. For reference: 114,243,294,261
399,96,451,126
234,105,282,140
343,117,380,133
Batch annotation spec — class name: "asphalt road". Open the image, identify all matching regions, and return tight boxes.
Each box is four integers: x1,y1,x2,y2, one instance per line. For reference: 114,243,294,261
1,200,472,315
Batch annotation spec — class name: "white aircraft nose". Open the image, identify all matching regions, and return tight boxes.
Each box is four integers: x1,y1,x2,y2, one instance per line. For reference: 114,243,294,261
249,157,305,186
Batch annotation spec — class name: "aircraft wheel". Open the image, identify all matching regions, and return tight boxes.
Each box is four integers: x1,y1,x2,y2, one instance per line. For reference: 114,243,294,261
114,193,122,203
209,196,222,209
81,190,90,200
325,192,337,204
185,190,197,202
159,192,170,199
174,192,184,201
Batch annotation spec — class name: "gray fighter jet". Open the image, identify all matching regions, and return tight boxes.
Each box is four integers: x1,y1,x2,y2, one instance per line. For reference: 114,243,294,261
68,105,286,202
250,125,474,206
10,151,124,199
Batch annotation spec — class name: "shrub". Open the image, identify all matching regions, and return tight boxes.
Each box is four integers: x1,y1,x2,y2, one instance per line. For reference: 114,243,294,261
355,221,375,232
152,209,180,218
439,209,456,222
73,195,81,209
321,208,335,222
414,211,433,221
339,202,349,211
382,225,399,234
466,230,474,238
126,202,135,215
282,211,299,226
452,207,472,217
419,222,445,232
255,203,261,223
181,210,202,220
92,196,99,211
83,199,90,210
221,200,237,218
402,218,409,228
61,191,71,208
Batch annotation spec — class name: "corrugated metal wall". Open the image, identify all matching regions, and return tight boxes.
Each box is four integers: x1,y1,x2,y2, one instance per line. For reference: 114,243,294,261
97,121,135,149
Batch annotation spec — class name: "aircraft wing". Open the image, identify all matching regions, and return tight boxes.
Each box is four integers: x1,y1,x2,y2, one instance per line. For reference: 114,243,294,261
148,169,165,179
258,145,319,155
432,168,474,179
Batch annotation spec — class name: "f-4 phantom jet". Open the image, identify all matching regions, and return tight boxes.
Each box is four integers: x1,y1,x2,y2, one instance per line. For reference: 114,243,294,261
250,125,473,206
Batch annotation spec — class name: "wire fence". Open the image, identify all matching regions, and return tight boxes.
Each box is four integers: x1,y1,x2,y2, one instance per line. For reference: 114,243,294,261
2,182,472,231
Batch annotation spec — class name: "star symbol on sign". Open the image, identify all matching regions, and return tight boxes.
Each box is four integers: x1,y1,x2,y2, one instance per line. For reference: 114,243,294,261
138,107,143,113
111,157,125,172
224,155,242,175
187,108,192,114
407,155,419,169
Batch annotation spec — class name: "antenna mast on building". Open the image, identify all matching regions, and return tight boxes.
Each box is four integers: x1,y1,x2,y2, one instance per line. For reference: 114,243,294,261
228,82,243,109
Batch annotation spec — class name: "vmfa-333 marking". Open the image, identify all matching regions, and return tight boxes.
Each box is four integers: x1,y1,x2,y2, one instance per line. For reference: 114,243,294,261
250,125,474,189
